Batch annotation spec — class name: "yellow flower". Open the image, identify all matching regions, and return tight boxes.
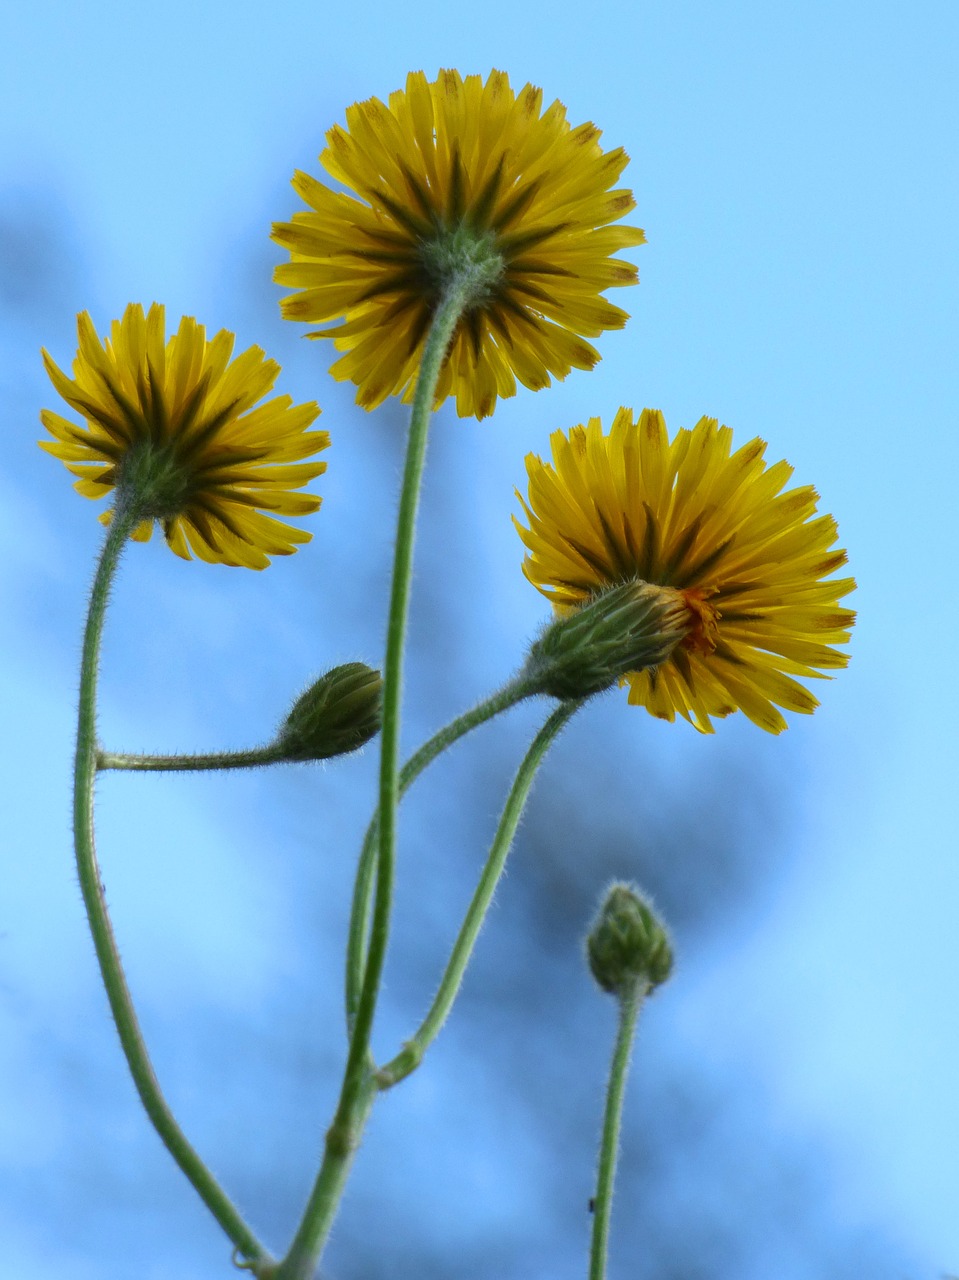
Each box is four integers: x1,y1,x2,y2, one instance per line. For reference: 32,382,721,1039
273,69,644,420
40,304,329,569
515,409,856,733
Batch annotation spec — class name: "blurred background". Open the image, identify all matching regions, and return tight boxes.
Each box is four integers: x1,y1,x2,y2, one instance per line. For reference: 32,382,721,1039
2,1,957,1277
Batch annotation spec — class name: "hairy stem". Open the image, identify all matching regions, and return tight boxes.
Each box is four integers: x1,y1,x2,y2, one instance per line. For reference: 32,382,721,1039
74,507,269,1268
98,746,284,772
589,980,645,1280
345,675,539,1027
377,699,581,1088
275,278,472,1280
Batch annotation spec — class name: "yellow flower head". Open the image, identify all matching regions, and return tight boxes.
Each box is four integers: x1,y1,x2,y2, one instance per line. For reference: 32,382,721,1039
515,409,856,733
273,69,644,420
40,304,329,569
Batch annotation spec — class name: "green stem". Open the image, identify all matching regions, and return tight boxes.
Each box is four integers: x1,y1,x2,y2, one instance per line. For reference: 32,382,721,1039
589,980,646,1280
274,280,472,1280
74,506,270,1271
345,675,539,1027
376,699,581,1089
98,746,284,772
366,279,473,1044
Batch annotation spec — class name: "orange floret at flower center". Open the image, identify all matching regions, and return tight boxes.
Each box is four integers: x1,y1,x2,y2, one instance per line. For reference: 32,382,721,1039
679,588,721,656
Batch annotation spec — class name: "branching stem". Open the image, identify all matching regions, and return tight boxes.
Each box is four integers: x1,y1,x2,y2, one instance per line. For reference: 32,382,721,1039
74,503,269,1270
376,699,582,1088
275,277,472,1280
344,675,540,1026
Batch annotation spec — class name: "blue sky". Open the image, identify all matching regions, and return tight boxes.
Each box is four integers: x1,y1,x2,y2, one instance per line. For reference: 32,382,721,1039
2,1,958,1276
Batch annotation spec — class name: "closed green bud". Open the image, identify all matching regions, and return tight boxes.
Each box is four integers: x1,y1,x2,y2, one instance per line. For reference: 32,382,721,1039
587,882,673,997
522,581,692,701
276,662,383,761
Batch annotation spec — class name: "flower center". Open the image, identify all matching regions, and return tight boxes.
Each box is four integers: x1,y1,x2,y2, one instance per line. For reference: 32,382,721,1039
417,223,505,309
679,588,722,655
117,441,194,519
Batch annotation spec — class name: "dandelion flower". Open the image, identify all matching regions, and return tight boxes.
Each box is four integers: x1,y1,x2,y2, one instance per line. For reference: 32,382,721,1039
40,303,329,569
515,409,856,733
273,69,644,420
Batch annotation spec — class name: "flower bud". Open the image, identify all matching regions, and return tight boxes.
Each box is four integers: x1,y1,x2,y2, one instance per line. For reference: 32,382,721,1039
523,581,692,701
586,882,673,997
276,662,383,761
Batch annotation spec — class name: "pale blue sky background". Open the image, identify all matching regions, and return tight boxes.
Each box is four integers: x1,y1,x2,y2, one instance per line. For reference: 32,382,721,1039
2,1,957,1277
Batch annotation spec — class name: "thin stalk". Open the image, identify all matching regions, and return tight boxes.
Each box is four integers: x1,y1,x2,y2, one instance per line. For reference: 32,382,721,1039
274,279,472,1280
376,699,581,1088
365,278,474,1051
98,746,284,772
345,675,539,1027
74,506,269,1270
589,980,646,1280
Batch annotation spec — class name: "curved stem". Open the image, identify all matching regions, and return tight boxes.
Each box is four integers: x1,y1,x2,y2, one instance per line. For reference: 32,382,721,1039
74,508,269,1270
98,746,284,772
275,280,472,1280
376,699,581,1089
345,675,539,1027
589,980,646,1280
